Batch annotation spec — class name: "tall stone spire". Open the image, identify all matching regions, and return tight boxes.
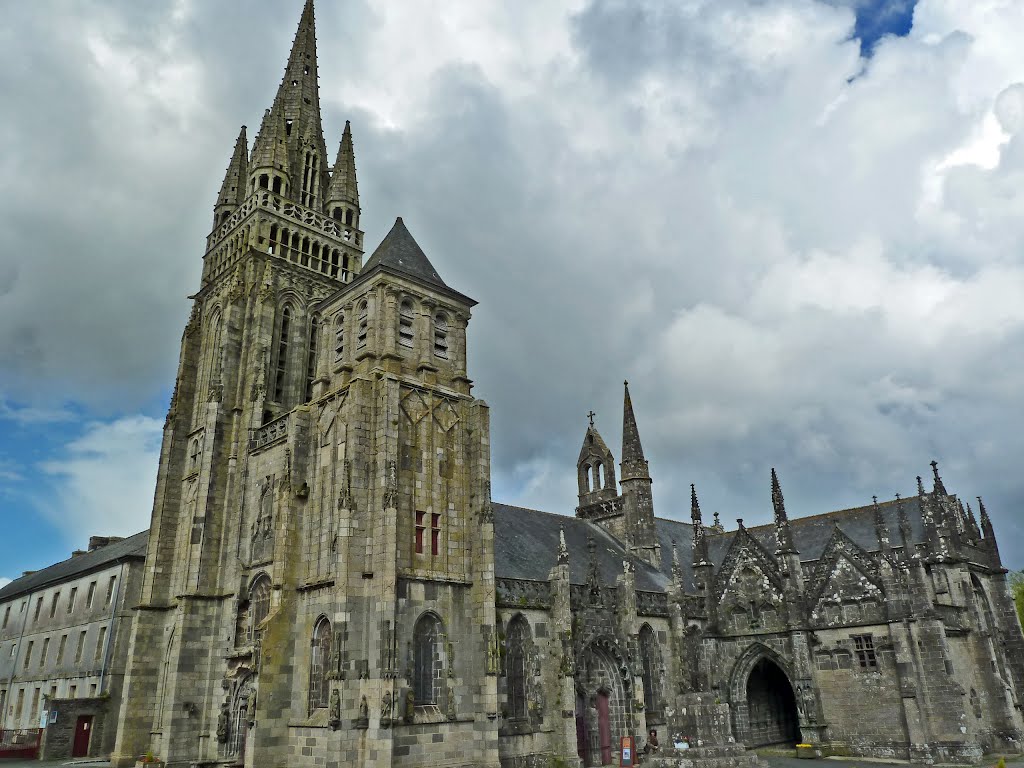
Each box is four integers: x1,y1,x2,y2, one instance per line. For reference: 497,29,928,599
620,381,649,481
963,500,981,541
617,381,659,567
771,468,796,554
249,0,330,209
213,125,248,226
326,120,360,214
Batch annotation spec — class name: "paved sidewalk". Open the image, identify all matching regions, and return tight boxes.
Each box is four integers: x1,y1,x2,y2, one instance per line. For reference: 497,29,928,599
763,754,1022,768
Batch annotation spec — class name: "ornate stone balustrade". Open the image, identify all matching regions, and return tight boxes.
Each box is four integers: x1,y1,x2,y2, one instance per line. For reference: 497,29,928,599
637,590,670,617
496,578,552,610
207,190,358,251
248,415,289,452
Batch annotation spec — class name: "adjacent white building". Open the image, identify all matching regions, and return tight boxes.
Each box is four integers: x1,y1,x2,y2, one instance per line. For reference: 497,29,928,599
0,532,146,756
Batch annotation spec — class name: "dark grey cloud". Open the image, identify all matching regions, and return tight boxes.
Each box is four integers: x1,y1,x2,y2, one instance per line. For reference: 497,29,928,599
1,0,1022,570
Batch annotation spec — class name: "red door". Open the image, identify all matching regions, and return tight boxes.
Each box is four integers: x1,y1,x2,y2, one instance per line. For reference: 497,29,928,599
597,692,612,765
72,716,92,758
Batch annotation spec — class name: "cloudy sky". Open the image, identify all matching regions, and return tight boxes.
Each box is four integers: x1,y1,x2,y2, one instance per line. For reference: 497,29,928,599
1,0,1023,583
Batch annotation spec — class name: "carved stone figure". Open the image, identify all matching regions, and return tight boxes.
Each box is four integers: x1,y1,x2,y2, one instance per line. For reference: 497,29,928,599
381,691,392,720
246,687,257,728
446,680,457,721
404,689,415,723
216,702,229,743
328,687,341,729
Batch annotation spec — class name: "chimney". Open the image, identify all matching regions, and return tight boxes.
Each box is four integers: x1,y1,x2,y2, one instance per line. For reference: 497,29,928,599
71,550,87,558
22,570,36,577
88,535,124,551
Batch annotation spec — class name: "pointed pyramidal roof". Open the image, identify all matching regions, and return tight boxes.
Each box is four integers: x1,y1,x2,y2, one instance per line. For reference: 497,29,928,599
362,217,447,289
326,120,359,208
621,381,649,477
216,125,248,209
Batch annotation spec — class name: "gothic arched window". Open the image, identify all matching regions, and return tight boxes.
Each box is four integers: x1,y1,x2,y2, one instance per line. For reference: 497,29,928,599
433,312,449,359
308,616,331,714
505,615,531,720
249,575,271,644
273,306,292,403
398,300,415,348
304,316,319,403
413,613,443,704
228,674,253,757
639,624,662,720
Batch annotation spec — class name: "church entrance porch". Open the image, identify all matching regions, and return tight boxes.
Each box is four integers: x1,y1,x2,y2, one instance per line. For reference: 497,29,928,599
744,658,799,747
576,643,629,766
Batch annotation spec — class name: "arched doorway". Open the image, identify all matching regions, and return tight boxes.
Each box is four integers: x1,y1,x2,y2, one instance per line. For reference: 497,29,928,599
745,658,799,747
576,642,628,766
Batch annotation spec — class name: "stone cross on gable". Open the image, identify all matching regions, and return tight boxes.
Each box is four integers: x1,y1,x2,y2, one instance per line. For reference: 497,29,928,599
587,410,596,426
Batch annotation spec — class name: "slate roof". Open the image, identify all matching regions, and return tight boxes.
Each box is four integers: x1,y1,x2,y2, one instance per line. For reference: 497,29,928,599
493,504,670,592
0,530,148,602
361,217,449,291
494,495,929,594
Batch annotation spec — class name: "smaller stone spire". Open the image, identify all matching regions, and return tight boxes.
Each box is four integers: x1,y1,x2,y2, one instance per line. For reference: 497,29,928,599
557,528,569,565
930,460,947,496
977,496,1002,564
895,492,913,555
671,540,683,584
963,500,981,541
249,103,291,192
691,484,709,566
873,495,891,552
977,497,994,539
620,380,649,480
325,120,360,214
771,468,796,554
213,125,248,227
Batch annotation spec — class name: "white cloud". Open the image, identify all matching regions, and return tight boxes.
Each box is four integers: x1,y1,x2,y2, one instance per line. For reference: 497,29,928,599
0,578,11,590
36,417,162,544
2,0,1024,565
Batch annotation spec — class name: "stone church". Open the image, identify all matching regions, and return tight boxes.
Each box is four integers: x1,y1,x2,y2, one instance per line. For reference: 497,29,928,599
111,2,1024,766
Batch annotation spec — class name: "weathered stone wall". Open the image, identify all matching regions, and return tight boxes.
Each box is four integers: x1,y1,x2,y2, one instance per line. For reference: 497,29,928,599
40,696,108,760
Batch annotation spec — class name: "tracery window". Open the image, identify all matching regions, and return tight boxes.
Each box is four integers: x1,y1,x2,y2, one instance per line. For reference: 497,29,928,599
639,624,662,719
228,675,253,757
249,575,271,644
433,312,448,359
505,616,531,720
399,300,415,348
413,613,443,704
308,616,332,713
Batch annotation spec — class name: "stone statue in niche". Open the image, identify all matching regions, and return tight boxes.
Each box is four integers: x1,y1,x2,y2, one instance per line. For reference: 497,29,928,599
446,680,457,721
380,691,393,725
246,687,257,728
355,695,369,729
328,688,341,730
216,701,229,743
382,459,397,509
485,628,499,675
404,689,415,723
